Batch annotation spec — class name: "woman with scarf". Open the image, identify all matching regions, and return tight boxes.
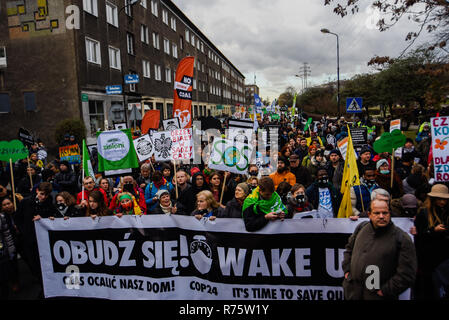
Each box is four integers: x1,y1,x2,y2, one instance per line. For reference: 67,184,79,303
242,177,288,231
191,190,220,220
113,192,143,217
50,192,81,220
306,149,327,181
286,184,313,217
414,184,449,299
219,183,250,218
375,159,404,199
152,190,177,215
144,170,173,213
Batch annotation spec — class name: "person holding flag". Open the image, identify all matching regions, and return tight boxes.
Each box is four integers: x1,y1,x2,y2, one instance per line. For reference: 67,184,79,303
337,127,361,218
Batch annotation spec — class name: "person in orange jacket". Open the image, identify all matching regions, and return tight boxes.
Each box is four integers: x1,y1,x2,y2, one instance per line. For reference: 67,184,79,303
269,156,296,189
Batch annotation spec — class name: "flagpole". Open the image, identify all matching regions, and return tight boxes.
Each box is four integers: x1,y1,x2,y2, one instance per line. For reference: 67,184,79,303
81,160,85,203
9,158,16,211
220,174,227,205
391,148,395,189
27,156,33,189
173,160,178,199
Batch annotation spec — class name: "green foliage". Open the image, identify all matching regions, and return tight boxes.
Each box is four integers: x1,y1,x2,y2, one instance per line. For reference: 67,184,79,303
54,118,87,144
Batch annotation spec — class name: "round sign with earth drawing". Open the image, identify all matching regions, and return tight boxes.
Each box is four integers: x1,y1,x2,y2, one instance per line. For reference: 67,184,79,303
223,146,240,166
97,131,130,162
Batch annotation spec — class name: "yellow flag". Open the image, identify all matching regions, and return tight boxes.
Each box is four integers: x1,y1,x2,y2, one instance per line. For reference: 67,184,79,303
338,127,361,218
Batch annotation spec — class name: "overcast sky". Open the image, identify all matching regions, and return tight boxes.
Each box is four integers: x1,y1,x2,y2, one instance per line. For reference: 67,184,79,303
172,0,432,101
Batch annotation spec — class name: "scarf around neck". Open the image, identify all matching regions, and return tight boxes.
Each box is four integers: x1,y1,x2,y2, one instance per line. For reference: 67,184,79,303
242,186,287,215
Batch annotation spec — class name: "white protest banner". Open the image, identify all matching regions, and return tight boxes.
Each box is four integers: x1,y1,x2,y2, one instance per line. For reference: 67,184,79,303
163,118,180,131
226,128,253,143
431,116,449,181
390,119,401,132
326,134,337,148
337,137,348,160
171,128,193,161
152,131,173,161
133,134,154,162
35,216,413,300
208,138,252,175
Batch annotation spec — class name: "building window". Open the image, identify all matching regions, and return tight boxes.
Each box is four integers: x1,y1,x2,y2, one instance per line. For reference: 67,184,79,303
24,92,37,112
85,37,101,65
165,68,171,83
172,43,178,58
141,0,147,8
162,9,168,24
83,0,98,16
185,30,190,43
154,65,161,81
170,17,176,31
0,93,11,113
143,60,150,78
191,34,195,45
88,100,105,135
127,33,135,55
180,36,184,50
108,46,121,70
151,0,158,16
124,0,133,16
196,39,200,50
163,38,170,54
106,1,118,27
153,33,160,49
193,79,196,90
200,42,204,53
141,25,149,44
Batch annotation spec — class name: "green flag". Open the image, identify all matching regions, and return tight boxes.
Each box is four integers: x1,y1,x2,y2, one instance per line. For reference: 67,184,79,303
291,93,297,116
82,139,95,178
304,117,313,131
96,129,139,172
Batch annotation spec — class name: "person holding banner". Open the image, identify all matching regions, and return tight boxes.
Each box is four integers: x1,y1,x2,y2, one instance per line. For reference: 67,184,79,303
191,190,220,221
77,176,109,208
145,171,173,213
113,192,144,217
84,190,112,219
110,176,146,214
242,177,288,232
170,169,195,216
305,168,340,218
218,183,250,219
17,165,41,199
286,184,313,217
152,190,177,215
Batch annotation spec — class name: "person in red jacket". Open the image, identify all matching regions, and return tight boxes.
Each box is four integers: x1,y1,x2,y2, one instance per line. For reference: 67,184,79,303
109,175,146,214
77,176,109,208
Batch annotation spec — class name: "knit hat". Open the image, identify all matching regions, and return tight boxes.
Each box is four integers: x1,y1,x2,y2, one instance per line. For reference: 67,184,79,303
427,184,449,199
360,146,372,156
376,159,389,170
190,167,200,176
155,189,170,199
60,160,70,168
278,156,290,167
329,149,341,157
401,194,418,208
236,183,250,196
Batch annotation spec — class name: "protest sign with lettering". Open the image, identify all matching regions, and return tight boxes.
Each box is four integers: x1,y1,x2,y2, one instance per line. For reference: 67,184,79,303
431,116,449,181
59,144,81,164
35,216,413,300
208,138,252,175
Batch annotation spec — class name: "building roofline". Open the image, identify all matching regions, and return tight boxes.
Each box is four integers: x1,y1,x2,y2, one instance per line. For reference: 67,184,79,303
161,0,245,80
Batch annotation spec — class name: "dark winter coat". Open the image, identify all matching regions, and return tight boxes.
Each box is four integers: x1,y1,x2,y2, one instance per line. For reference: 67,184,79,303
305,182,341,217
171,183,196,215
218,197,244,219
342,221,417,300
54,167,78,195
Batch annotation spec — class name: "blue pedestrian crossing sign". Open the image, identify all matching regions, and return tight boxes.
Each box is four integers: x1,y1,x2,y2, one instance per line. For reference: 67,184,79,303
346,97,363,113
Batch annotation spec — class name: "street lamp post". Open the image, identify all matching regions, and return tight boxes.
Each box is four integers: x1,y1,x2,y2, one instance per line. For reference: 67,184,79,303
320,28,340,117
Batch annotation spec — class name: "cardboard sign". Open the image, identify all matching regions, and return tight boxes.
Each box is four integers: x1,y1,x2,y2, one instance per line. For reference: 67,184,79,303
431,117,449,181
59,144,81,164
133,134,154,162
350,127,367,156
163,118,181,131
390,119,401,132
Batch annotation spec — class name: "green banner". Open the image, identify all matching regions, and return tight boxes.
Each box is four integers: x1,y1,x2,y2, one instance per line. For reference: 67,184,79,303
96,129,139,172
0,140,29,162
304,118,313,131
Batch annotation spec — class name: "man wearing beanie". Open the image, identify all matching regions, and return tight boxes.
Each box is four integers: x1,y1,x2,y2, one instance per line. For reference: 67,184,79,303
269,156,296,189
54,160,78,196
357,146,375,176
326,149,344,190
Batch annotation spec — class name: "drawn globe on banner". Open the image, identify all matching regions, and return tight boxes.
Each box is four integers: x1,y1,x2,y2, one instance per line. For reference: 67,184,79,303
190,235,213,275
98,131,130,162
223,146,240,167
136,138,152,156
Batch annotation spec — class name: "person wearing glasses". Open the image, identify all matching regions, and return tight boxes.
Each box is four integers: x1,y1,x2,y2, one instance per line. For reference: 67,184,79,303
342,199,417,300
76,176,109,208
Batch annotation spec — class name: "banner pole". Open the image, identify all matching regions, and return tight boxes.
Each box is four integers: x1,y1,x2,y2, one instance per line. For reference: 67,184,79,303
9,158,16,211
27,156,33,189
220,174,227,205
358,185,365,214
391,148,395,189
174,160,178,199
81,163,85,203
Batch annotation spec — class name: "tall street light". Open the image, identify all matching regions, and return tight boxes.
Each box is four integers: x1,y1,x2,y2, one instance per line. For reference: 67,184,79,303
321,28,340,117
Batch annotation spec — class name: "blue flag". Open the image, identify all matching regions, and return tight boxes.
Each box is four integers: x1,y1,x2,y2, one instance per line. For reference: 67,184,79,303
254,94,262,107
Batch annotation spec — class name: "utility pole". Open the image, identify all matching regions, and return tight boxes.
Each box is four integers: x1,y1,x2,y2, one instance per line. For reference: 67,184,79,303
298,63,311,93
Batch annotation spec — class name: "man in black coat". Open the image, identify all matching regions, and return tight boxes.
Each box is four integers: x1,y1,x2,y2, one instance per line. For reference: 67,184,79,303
14,182,57,282
305,168,341,217
54,160,78,196
289,154,312,188
171,169,196,215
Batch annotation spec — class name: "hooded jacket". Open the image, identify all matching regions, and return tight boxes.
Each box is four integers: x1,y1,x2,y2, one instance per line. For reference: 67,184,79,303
54,166,78,195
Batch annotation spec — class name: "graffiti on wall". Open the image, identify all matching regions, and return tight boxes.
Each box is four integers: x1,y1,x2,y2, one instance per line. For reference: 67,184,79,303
7,0,66,39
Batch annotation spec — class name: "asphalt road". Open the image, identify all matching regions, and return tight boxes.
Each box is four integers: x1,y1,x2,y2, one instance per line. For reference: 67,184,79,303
7,257,42,300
